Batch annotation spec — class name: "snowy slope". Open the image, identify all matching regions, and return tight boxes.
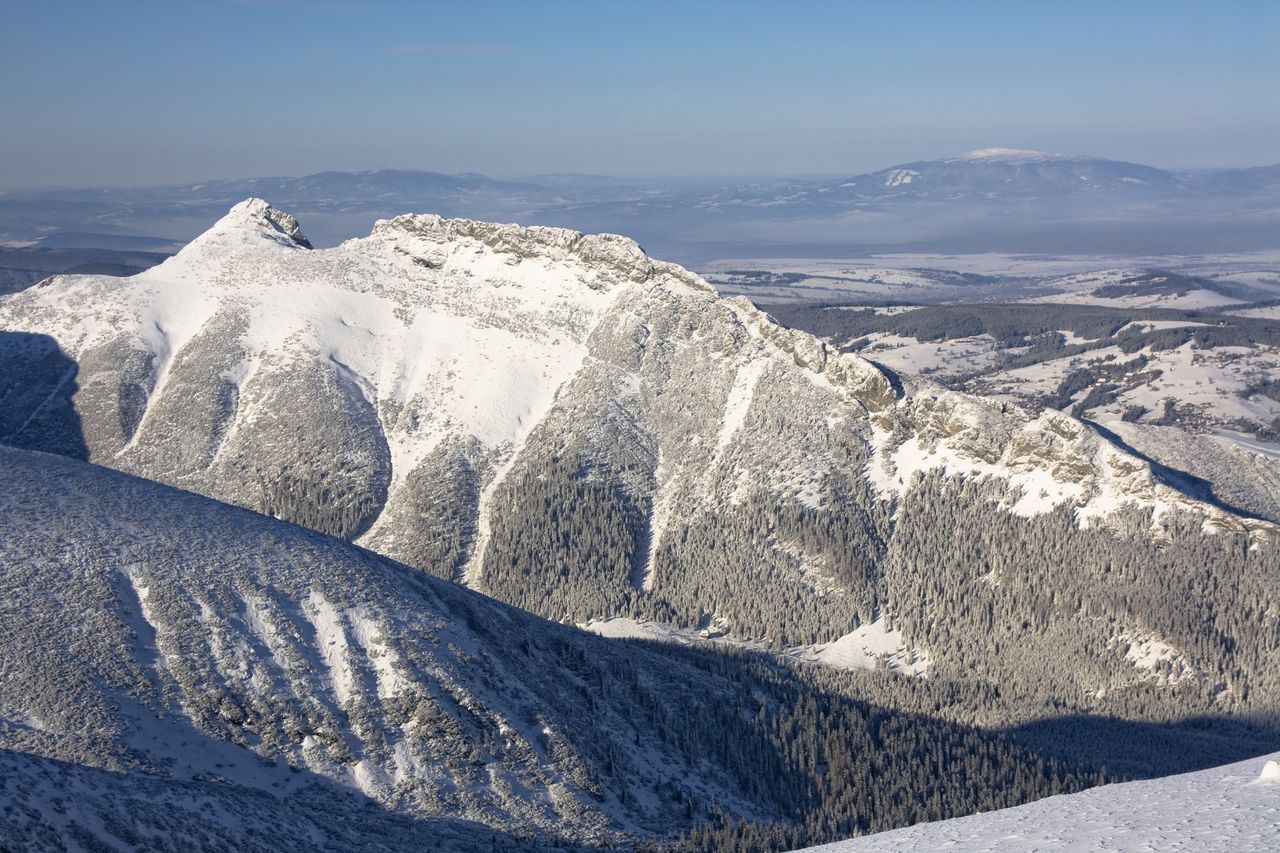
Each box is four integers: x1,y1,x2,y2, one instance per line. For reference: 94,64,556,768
798,752,1280,853
0,747,520,853
0,199,642,510
0,444,794,845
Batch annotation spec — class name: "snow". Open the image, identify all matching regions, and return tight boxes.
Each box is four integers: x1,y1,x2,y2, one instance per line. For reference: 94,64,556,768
579,616,930,676
977,338,1280,451
1111,630,1199,687
1212,429,1280,461
796,751,1280,852
948,147,1069,162
1043,287,1245,310
461,447,528,586
715,358,768,453
788,619,930,676
1229,304,1280,319
306,590,357,709
117,291,221,454
883,169,920,187
639,449,677,591
866,412,1095,519
6,201,635,471
1056,328,1094,346
349,607,410,699
2,442,817,841
856,332,1000,377
862,391,1259,535
1115,319,1212,334
702,251,1280,304
3,200,701,589
579,617,685,643
9,200,1278,848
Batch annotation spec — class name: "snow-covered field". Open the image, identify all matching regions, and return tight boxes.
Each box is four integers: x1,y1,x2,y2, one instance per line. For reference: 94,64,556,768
853,332,1002,377
702,253,1280,304
975,340,1280,432
799,752,1280,852
1228,304,1280,320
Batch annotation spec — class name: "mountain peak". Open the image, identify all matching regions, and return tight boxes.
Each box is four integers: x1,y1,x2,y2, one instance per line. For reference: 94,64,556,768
369,212,660,285
200,197,313,249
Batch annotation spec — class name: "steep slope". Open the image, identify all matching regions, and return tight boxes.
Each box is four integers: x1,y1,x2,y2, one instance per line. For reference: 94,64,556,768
0,445,1107,850
799,752,1280,853
1,201,1278,725
0,748,525,853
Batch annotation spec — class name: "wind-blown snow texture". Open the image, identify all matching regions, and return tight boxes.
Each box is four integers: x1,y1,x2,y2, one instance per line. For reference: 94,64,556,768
798,752,1280,852
0,442,810,845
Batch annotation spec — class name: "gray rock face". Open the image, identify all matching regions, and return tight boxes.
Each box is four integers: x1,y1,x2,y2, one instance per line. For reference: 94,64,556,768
227,196,313,247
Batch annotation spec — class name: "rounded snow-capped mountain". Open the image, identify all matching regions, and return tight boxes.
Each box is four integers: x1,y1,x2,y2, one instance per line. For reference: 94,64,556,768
946,147,1075,162
822,148,1180,199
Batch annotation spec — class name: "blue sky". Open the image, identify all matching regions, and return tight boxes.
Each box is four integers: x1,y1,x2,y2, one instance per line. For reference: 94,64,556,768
1,0,1276,187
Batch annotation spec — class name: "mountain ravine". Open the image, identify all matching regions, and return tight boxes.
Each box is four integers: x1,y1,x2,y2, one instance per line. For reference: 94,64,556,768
1,199,1277,723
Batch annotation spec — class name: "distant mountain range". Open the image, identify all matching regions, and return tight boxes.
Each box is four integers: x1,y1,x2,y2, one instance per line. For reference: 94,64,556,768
810,148,1280,199
2,149,1277,261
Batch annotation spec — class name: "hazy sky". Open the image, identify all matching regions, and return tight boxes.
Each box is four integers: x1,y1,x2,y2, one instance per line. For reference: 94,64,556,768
2,0,1277,188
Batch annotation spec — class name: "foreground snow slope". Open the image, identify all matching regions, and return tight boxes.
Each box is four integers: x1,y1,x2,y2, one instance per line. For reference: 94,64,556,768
800,752,1280,853
0,747,521,853
0,444,781,845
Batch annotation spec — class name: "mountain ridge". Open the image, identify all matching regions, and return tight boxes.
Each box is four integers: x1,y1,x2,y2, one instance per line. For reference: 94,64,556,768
1,201,1277,726
2,149,1276,258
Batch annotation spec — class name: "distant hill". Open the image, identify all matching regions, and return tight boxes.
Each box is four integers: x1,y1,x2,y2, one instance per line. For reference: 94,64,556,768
1,149,1276,262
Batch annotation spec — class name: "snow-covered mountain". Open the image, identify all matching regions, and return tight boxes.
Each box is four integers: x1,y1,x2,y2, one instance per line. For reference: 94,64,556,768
799,752,1280,852
0,444,1108,850
816,148,1181,199
1,200,1278,724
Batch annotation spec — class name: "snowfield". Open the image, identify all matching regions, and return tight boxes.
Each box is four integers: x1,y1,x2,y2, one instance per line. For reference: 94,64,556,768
581,616,930,676
799,752,1280,852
